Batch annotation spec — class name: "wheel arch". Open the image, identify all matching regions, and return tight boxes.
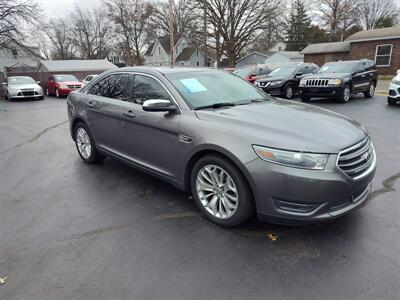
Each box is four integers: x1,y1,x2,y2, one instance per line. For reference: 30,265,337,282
183,147,257,208
70,117,86,140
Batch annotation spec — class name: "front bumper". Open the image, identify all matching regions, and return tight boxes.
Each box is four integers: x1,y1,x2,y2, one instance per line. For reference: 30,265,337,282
300,86,343,98
388,83,400,100
259,84,284,96
58,88,79,95
9,90,43,98
245,153,376,224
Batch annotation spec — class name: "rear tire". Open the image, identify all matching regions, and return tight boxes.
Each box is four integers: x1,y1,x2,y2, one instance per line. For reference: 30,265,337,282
74,122,105,164
364,82,375,98
338,85,351,103
190,155,254,227
388,98,397,105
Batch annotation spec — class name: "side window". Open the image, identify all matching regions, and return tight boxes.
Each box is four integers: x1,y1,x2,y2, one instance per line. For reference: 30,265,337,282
129,75,171,105
89,74,129,100
355,63,364,73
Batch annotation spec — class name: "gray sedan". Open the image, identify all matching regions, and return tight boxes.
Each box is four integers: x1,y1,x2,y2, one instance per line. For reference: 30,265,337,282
67,67,376,227
2,76,44,101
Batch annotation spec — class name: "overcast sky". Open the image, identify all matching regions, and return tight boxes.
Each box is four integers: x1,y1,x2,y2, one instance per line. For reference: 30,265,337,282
37,0,400,20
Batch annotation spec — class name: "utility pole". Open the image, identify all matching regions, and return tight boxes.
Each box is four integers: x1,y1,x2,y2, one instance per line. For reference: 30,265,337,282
203,0,207,67
169,0,174,68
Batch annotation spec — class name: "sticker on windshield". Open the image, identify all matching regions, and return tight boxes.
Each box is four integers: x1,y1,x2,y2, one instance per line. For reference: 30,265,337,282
180,78,208,93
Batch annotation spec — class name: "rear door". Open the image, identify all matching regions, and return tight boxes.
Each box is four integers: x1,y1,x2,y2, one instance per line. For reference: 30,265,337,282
85,73,131,154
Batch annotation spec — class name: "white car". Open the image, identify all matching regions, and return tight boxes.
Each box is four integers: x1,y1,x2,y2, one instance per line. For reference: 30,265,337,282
2,76,44,101
388,70,400,105
82,74,98,86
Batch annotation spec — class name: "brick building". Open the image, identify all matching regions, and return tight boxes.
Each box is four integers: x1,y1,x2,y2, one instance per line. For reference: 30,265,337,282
301,26,400,75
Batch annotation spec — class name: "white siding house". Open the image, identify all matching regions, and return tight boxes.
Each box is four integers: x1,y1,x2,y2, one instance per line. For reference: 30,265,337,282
0,41,44,72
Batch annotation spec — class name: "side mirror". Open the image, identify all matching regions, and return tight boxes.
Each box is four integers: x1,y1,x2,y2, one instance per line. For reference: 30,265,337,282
143,99,177,112
37,81,41,85
2,82,7,87
295,72,303,77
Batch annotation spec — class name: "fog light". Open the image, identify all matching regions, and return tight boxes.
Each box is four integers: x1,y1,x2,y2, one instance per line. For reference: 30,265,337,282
275,199,319,213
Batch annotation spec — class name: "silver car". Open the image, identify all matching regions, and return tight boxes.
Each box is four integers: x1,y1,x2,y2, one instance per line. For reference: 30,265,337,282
67,67,376,227
2,76,44,101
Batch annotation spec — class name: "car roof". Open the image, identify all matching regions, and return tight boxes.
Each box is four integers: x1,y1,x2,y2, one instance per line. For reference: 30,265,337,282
324,59,374,64
114,66,215,76
8,76,34,79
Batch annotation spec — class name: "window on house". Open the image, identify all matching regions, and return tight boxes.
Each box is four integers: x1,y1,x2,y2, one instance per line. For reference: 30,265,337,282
11,49,18,56
375,44,392,67
197,61,200,66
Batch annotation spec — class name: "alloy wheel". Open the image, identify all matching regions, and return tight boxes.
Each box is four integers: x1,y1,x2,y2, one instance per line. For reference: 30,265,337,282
196,165,238,219
76,127,92,159
369,84,375,97
56,89,60,98
286,86,293,99
343,87,350,102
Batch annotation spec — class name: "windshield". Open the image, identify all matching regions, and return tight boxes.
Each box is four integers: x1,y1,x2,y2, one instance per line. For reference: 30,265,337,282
269,65,298,77
8,77,35,85
233,68,252,78
54,75,79,82
166,70,268,109
318,62,356,74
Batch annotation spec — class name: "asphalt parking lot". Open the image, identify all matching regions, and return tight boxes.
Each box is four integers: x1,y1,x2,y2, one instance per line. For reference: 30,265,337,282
0,95,399,299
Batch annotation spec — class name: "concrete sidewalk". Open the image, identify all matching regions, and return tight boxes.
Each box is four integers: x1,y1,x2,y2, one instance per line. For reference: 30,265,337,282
376,79,391,95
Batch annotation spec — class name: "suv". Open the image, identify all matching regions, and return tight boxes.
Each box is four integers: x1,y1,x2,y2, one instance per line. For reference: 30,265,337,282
388,70,400,105
299,60,378,103
255,63,319,99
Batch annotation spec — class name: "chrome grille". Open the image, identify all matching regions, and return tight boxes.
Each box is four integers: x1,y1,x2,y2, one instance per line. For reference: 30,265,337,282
305,79,329,87
337,137,375,179
67,85,81,89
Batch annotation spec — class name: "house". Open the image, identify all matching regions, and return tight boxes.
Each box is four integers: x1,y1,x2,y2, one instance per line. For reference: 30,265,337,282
235,51,273,68
0,40,44,72
268,42,287,52
144,35,213,67
264,51,304,64
36,59,117,73
106,49,126,67
301,26,400,75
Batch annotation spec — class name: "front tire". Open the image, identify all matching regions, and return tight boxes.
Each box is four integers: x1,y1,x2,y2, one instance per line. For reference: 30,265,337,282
74,122,105,164
284,84,294,99
339,85,351,103
364,82,375,98
190,155,254,227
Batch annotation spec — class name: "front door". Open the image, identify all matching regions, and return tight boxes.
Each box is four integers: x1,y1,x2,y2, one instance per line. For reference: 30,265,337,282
117,74,181,179
352,62,369,92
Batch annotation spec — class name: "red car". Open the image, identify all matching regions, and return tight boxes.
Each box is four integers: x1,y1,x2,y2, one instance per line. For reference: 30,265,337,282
233,66,272,84
45,74,83,98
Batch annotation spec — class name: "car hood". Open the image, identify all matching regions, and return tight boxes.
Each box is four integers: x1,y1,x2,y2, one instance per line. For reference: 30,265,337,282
8,83,40,89
305,73,351,79
195,100,366,153
59,81,82,85
258,76,290,82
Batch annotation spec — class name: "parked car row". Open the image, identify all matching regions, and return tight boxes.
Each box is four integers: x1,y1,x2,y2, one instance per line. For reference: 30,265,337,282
253,60,378,103
2,74,98,101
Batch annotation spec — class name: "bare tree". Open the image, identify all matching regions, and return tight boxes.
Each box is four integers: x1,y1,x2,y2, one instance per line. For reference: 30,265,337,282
70,6,112,59
42,18,77,60
358,0,399,29
106,0,154,65
0,0,39,44
315,0,360,41
151,0,201,44
196,0,282,67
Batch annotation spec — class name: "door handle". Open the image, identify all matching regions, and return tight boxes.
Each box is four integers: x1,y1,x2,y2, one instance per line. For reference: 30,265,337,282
87,101,96,107
361,75,366,78
123,111,136,118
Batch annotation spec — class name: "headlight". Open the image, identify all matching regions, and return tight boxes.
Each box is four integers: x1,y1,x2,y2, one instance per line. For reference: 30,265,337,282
270,80,283,86
300,79,307,85
392,79,400,85
252,145,329,170
58,83,68,89
8,88,19,95
328,79,342,85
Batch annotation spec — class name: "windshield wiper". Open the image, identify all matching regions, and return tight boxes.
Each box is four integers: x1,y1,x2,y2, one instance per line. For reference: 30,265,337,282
194,102,236,110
